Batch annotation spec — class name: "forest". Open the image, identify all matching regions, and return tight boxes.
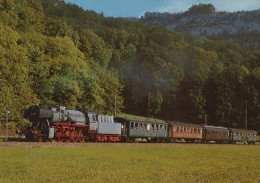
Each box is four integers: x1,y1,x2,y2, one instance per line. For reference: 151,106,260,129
0,0,259,132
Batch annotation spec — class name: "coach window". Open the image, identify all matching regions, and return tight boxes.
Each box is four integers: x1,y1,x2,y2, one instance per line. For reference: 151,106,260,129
152,124,154,130
164,125,167,131
162,125,165,131
177,127,179,132
131,122,134,129
187,128,189,133
180,127,183,132
139,123,143,129
144,123,147,129
194,128,197,133
155,124,158,130
135,123,138,129
184,127,186,132
198,129,201,134
191,128,193,133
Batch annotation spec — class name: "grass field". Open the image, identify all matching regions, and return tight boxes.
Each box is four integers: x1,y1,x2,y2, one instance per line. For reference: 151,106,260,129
0,144,259,183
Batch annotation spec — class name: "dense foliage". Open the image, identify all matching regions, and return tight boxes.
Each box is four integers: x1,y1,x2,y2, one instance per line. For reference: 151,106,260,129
0,0,259,132
186,4,216,15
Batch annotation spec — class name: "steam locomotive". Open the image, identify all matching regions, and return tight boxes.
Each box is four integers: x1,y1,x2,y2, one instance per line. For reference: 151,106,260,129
18,105,257,144
18,105,122,142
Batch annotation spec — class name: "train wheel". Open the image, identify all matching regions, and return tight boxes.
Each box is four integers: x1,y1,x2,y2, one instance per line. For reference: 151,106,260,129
34,133,43,142
78,132,84,143
71,131,78,142
65,131,71,143
37,135,43,142
127,138,134,143
65,137,71,142
56,132,63,142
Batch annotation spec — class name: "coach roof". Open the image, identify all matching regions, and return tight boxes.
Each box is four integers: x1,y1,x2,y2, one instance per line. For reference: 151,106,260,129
203,125,229,131
167,121,203,128
115,117,168,125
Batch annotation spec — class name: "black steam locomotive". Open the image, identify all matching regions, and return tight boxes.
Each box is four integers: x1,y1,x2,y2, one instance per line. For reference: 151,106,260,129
18,105,122,142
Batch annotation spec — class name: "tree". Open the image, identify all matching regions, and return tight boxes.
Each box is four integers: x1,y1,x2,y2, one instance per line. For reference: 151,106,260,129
186,4,216,15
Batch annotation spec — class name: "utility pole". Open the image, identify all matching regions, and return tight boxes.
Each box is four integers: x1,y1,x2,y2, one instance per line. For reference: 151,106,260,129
245,99,247,141
147,91,150,118
204,114,207,125
6,110,10,141
114,95,116,117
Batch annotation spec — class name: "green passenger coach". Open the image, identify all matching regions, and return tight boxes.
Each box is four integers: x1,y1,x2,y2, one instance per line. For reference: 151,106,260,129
229,128,257,144
115,117,168,142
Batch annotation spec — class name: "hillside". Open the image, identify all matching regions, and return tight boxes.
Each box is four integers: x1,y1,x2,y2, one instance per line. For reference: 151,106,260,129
0,0,259,132
133,4,260,49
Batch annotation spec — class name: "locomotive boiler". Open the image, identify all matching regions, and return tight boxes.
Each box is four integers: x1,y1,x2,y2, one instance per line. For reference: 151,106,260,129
19,105,122,142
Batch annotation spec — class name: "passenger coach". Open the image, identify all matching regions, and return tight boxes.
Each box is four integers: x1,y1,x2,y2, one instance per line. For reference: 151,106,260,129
202,125,230,143
168,122,203,142
115,117,168,142
229,128,257,144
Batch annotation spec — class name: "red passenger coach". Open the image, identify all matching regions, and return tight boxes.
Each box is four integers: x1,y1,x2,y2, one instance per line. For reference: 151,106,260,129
168,122,203,142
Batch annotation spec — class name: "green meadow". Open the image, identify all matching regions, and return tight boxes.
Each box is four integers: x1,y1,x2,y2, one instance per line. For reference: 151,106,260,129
0,144,259,183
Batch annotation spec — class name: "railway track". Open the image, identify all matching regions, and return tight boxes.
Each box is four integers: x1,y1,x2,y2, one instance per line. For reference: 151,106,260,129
0,140,259,148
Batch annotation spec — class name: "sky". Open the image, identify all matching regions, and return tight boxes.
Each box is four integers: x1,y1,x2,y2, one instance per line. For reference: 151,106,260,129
63,0,260,17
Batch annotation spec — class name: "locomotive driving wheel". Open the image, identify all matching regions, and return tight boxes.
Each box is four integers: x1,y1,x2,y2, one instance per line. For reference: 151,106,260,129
78,132,84,143
56,131,63,142
65,130,71,142
71,131,78,142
